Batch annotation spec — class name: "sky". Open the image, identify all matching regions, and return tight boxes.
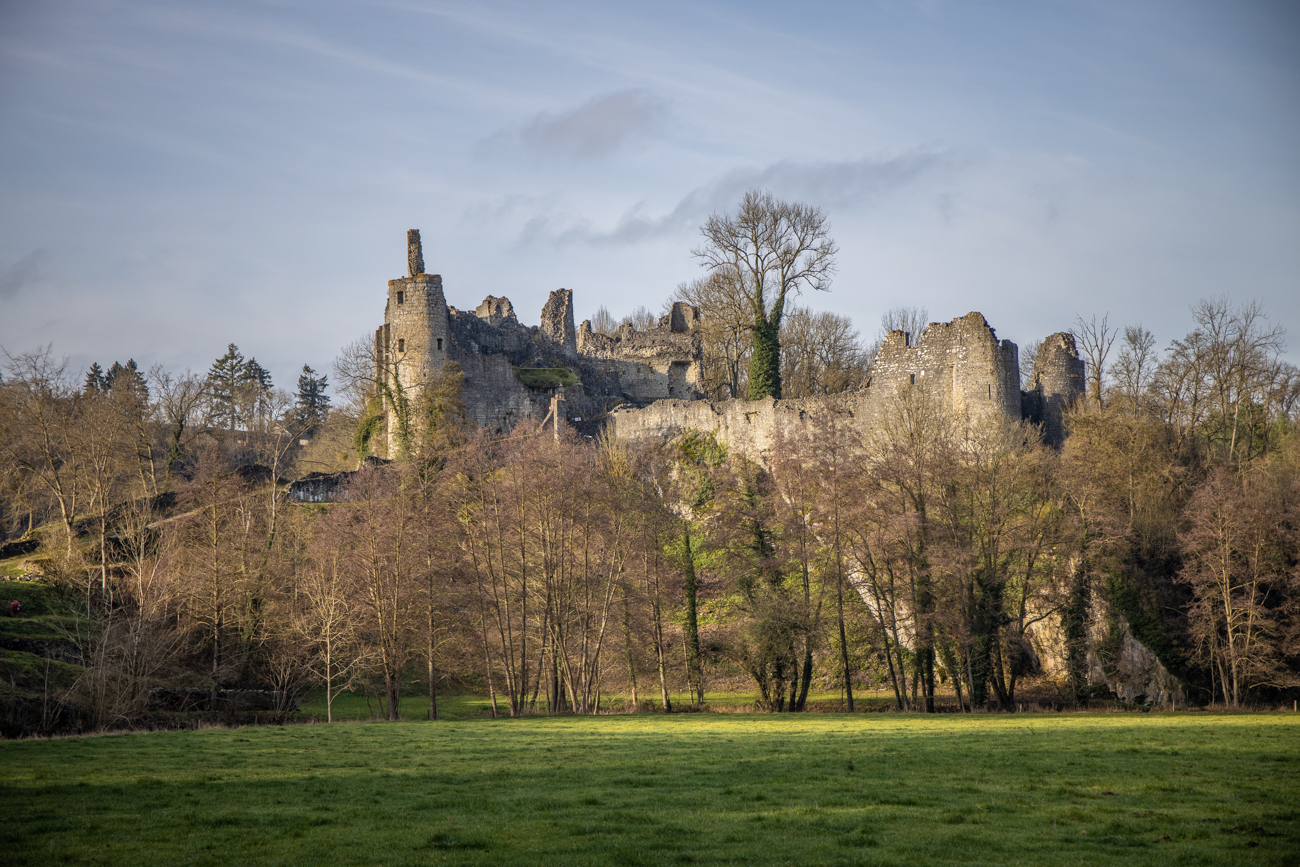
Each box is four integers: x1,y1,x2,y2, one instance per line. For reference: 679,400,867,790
1,0,1298,389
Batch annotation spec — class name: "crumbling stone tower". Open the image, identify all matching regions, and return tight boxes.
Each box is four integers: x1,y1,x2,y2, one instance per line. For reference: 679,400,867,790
374,229,449,456
1024,331,1086,448
540,288,577,358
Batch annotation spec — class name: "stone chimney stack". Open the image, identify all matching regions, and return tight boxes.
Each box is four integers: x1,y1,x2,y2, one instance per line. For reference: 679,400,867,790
407,229,424,277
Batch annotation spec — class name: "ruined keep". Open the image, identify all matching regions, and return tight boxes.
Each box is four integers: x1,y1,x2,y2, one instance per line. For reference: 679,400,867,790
373,230,1084,460
373,231,705,451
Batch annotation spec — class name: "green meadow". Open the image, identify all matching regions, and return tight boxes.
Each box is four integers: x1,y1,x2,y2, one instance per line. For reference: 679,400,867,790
2,712,1297,866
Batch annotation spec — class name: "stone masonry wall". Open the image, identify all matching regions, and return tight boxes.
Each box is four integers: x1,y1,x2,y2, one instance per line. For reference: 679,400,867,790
608,312,1024,461
577,314,703,404
1024,331,1086,448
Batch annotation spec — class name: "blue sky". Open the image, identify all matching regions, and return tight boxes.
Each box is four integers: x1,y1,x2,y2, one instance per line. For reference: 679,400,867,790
1,0,1297,387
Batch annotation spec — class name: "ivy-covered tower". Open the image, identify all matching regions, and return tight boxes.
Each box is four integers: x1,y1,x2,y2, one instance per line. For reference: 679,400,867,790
374,229,449,457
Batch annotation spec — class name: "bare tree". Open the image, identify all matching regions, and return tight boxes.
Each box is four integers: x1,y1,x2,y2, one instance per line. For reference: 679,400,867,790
1073,313,1117,409
590,306,618,336
296,541,369,722
1108,325,1158,412
1018,340,1041,391
151,366,209,482
694,190,837,400
779,306,867,398
673,271,753,401
620,306,658,332
0,347,86,556
1179,469,1296,705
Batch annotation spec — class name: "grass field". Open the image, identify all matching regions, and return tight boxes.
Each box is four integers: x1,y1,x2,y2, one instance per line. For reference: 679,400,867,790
2,712,1297,866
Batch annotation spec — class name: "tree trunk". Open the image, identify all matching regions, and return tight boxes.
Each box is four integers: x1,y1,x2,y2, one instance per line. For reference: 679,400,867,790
619,586,639,709
836,564,854,712
682,528,704,705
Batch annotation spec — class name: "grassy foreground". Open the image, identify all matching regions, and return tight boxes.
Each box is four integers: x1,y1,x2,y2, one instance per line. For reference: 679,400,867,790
2,713,1297,866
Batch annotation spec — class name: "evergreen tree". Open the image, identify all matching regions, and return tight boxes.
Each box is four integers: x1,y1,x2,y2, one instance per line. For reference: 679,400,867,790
105,359,148,399
207,344,246,435
84,362,107,395
295,364,330,426
241,357,274,427
243,358,273,392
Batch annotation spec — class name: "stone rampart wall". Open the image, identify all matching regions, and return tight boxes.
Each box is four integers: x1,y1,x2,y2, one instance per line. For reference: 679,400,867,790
608,312,1030,460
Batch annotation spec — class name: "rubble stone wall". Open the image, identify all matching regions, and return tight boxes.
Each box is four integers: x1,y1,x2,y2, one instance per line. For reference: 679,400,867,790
609,311,1031,461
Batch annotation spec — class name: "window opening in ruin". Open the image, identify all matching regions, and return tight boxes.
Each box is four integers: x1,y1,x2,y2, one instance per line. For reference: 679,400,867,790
437,338,443,351
910,373,916,385
396,291,404,304
988,383,992,398
397,338,405,352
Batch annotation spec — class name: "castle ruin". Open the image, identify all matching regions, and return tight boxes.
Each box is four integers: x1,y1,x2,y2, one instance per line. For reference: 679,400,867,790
373,230,1084,458
374,231,705,454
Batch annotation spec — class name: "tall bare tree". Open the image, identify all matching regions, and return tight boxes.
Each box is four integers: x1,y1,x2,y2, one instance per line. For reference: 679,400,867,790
694,190,837,400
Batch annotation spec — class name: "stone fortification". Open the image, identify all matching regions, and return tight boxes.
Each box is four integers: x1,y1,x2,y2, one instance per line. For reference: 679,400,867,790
1021,332,1086,448
375,230,450,455
577,301,704,403
609,311,1045,460
540,289,578,358
869,312,1021,428
373,231,705,444
372,230,1081,457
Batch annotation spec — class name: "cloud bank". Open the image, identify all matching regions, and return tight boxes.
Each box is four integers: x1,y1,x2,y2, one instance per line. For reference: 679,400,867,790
492,89,669,158
517,149,957,246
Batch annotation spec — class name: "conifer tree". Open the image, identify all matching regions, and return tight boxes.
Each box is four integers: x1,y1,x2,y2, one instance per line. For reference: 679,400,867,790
207,344,246,436
295,364,330,426
84,362,107,395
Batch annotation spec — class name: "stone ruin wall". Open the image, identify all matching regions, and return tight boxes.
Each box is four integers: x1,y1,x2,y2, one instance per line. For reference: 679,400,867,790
375,231,1082,458
577,301,704,404
1022,332,1087,449
867,311,1021,429
374,232,706,441
609,311,1034,461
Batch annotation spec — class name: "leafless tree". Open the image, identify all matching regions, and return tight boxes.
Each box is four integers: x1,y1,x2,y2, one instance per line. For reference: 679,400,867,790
1108,325,1158,412
694,189,837,400
1073,313,1117,409
674,271,753,401
151,366,209,482
1018,340,1042,391
0,346,86,556
1179,469,1296,705
779,306,867,398
590,305,618,336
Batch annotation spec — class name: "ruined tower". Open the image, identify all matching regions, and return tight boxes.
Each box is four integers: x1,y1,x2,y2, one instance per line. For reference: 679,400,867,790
540,288,577,357
375,229,449,456
868,312,1022,429
1025,332,1086,448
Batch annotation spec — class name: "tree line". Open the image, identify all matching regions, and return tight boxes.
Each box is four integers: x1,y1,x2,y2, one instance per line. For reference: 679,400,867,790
2,292,1298,733
3,188,1300,733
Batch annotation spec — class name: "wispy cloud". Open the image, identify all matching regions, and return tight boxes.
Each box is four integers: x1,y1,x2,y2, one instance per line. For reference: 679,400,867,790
518,149,959,246
0,249,48,299
487,89,669,159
